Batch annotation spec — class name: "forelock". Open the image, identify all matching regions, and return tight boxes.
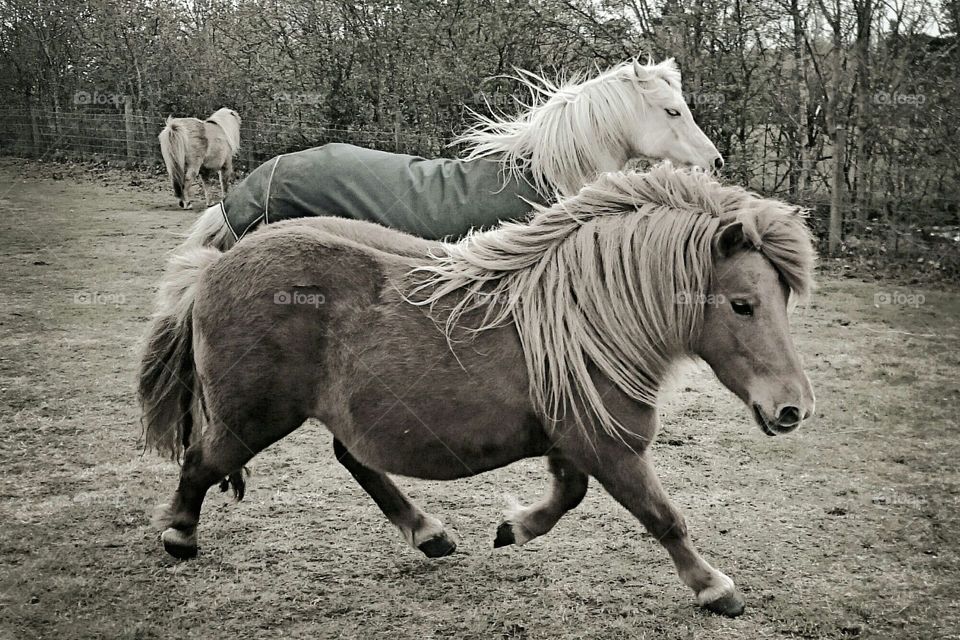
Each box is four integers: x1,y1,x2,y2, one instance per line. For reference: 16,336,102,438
651,59,682,92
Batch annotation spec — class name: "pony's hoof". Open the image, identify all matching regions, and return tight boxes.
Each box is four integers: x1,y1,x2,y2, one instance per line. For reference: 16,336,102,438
179,201,191,210
161,527,198,560
494,520,535,547
417,533,457,558
702,591,746,617
493,521,516,548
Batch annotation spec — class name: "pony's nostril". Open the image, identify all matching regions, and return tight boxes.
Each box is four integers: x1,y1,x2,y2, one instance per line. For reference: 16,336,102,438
713,156,724,171
777,405,802,427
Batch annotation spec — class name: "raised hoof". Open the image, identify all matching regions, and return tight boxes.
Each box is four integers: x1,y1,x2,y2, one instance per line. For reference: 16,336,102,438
417,533,457,558
161,527,198,560
493,521,516,548
702,591,746,617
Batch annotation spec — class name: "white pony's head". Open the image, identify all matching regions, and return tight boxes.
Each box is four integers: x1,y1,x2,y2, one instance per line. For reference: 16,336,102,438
456,58,723,196
625,59,723,173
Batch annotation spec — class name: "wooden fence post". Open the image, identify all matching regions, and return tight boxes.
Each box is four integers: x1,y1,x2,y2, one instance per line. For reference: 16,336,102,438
245,122,254,171
124,96,136,163
30,103,42,156
394,111,401,153
828,124,846,255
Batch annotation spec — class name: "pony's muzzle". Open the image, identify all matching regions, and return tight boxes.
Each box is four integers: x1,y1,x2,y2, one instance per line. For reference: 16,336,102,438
773,405,802,432
752,403,808,436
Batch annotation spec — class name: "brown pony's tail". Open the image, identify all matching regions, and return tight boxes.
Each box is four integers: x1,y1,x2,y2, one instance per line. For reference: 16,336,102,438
138,246,223,459
158,118,188,201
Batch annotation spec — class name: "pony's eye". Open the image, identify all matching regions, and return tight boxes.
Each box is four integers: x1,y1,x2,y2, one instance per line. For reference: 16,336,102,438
731,300,754,316
665,108,681,117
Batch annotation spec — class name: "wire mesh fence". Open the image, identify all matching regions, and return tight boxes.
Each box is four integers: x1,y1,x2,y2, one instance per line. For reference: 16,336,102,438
0,107,448,170
1,105,957,275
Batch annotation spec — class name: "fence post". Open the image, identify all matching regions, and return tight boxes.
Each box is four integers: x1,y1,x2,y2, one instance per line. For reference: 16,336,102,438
828,124,846,255
124,96,136,163
140,111,153,163
245,122,254,171
30,104,42,156
394,111,401,153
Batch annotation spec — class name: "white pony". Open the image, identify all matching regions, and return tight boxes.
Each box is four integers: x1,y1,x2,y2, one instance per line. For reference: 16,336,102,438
158,107,241,210
175,58,722,253
457,58,724,195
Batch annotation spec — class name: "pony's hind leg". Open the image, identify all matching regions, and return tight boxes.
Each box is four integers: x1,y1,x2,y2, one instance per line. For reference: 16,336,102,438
153,424,253,559
494,454,588,547
180,166,198,209
220,158,233,197
333,438,456,558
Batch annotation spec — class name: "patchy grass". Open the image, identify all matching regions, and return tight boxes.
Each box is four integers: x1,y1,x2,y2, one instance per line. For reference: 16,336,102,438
0,158,958,639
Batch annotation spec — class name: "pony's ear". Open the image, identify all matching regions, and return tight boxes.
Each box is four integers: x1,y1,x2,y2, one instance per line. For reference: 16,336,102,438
633,58,652,82
660,57,680,74
715,221,746,257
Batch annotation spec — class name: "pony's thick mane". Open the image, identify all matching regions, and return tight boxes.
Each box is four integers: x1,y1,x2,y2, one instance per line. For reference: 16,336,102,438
454,58,683,197
208,108,241,154
407,163,815,442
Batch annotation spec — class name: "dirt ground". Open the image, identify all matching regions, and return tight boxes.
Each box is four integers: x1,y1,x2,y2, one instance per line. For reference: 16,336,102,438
0,158,958,640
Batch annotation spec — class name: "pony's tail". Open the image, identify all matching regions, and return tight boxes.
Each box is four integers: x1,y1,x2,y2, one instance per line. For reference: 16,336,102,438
138,246,223,460
180,204,236,253
158,118,188,201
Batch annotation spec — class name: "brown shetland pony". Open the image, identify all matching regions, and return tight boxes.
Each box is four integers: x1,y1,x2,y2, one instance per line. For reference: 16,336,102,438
158,107,241,210
138,164,816,618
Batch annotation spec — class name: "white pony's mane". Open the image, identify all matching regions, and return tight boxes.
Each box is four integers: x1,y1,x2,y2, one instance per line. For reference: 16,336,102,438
454,59,683,197
208,107,241,155
408,164,815,442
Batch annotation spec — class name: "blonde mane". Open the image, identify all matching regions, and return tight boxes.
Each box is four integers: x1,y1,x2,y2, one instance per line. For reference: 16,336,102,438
454,59,684,197
208,107,241,155
407,164,815,441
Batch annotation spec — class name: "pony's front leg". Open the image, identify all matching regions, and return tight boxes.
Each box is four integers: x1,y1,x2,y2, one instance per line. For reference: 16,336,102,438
590,448,745,617
494,454,588,547
333,438,456,558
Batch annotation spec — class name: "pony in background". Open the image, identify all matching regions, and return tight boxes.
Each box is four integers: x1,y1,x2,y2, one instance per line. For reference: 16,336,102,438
180,58,722,253
158,107,241,210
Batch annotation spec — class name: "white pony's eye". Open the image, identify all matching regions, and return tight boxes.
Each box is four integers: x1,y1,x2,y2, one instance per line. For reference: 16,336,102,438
665,108,681,118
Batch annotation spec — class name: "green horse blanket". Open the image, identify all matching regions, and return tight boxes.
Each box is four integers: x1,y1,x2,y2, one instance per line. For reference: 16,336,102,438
220,143,545,241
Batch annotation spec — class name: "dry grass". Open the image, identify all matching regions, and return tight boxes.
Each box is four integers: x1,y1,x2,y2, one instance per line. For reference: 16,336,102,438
0,158,957,639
